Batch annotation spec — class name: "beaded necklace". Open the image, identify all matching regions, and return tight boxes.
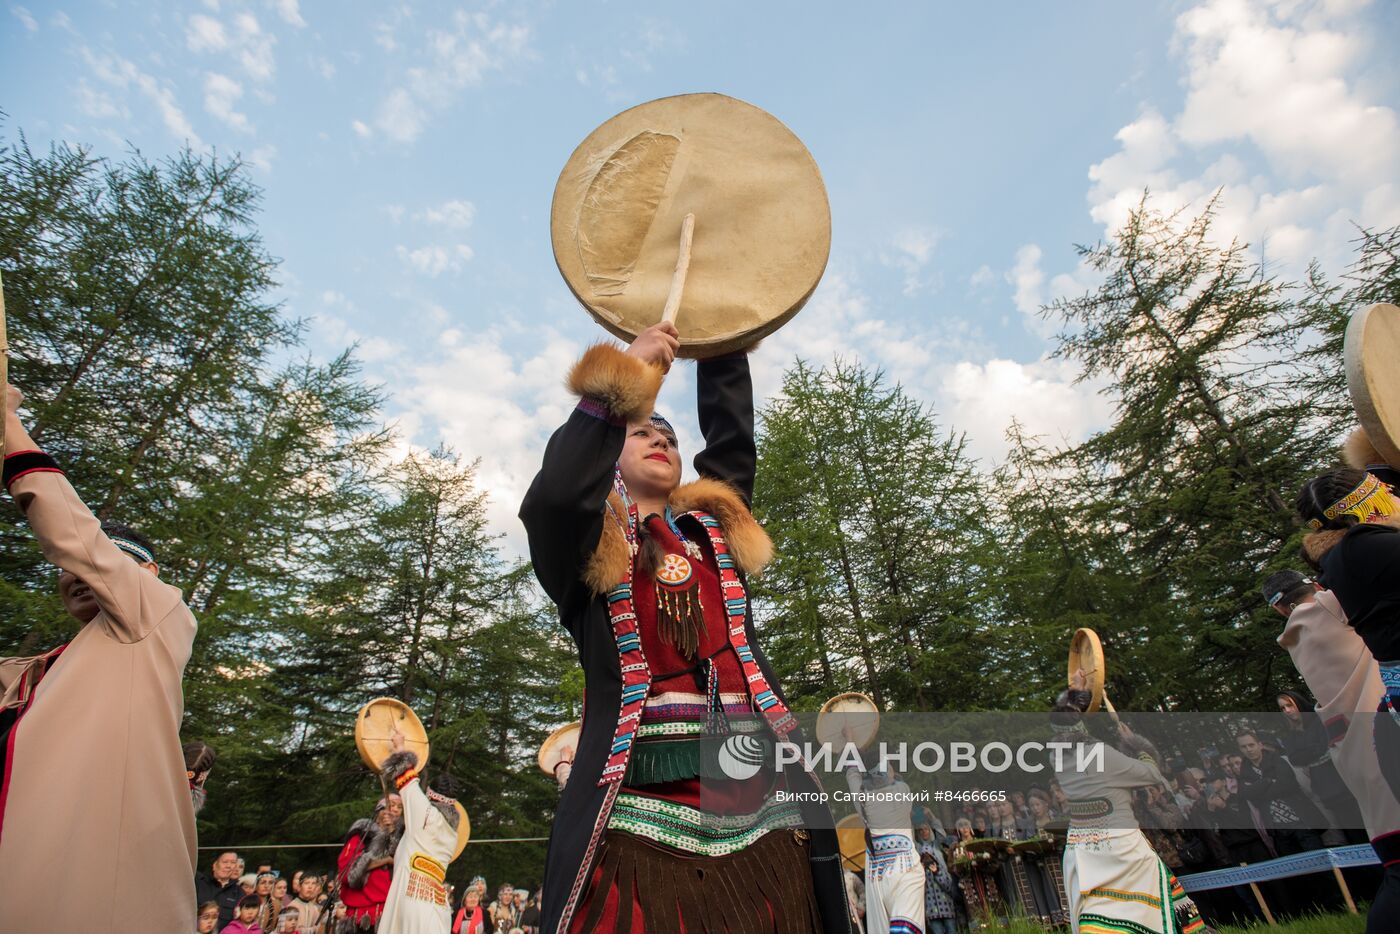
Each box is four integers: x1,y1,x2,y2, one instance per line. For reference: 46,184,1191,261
609,466,707,656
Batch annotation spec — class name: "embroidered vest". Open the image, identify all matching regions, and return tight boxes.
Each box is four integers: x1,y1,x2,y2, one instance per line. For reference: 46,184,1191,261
598,509,795,785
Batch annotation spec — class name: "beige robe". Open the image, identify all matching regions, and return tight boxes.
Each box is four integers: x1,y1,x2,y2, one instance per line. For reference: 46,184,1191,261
0,465,198,932
1278,589,1400,841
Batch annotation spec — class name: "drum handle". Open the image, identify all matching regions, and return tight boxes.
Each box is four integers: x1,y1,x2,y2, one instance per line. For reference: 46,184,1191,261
661,214,695,326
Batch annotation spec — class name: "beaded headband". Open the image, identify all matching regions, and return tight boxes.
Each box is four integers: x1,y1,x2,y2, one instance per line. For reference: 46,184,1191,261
1307,473,1399,530
111,537,155,564
649,412,675,438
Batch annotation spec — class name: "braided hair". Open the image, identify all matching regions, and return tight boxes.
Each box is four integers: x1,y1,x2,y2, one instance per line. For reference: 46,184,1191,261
1296,468,1370,531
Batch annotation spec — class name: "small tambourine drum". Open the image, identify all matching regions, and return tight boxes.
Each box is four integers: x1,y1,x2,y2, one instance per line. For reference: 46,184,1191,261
538,722,582,776
354,698,430,771
449,802,471,861
1067,628,1107,714
816,692,880,751
963,838,1012,855
835,813,867,872
551,93,831,358
1345,302,1400,466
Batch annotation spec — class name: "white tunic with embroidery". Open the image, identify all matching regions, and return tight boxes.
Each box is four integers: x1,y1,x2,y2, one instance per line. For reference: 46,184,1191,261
846,768,925,931
377,777,456,934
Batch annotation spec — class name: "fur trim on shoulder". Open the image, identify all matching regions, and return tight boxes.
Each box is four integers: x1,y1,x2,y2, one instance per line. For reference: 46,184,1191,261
670,477,773,573
346,817,376,838
584,491,633,595
429,796,461,830
568,343,664,425
1302,528,1347,565
379,750,418,784
1343,426,1386,469
583,477,773,595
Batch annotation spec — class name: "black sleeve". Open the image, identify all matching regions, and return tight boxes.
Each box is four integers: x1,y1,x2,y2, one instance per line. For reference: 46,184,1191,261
519,402,625,609
693,352,757,505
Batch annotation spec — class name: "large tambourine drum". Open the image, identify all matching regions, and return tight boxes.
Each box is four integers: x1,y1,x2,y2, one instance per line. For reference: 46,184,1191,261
1345,302,1400,467
835,813,867,872
1067,628,1106,714
551,93,831,358
450,803,471,861
354,698,430,771
537,722,582,776
816,692,880,751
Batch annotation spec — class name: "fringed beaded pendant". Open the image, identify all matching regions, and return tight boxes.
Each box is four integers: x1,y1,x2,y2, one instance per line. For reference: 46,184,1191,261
654,550,705,657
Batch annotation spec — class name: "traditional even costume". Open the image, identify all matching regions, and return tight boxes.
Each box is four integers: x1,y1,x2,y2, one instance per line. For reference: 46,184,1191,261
1276,584,1400,931
844,766,925,934
336,804,403,932
0,447,198,931
378,751,459,934
1052,692,1208,934
1299,470,1400,807
520,345,850,933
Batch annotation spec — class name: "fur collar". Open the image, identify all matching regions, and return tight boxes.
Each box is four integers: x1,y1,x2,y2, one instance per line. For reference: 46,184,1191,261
1302,513,1400,564
584,476,772,595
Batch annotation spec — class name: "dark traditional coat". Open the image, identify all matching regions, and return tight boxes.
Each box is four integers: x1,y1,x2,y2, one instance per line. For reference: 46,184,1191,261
520,344,850,933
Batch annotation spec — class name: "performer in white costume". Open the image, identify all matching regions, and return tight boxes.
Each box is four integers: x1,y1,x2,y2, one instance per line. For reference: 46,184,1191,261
844,747,925,934
377,729,461,934
1052,671,1210,934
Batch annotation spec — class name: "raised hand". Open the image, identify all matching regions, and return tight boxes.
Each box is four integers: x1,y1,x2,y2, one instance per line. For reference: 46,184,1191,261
626,321,680,373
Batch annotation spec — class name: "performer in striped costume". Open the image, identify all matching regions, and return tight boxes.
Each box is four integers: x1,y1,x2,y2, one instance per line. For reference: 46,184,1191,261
521,323,850,933
1052,672,1212,934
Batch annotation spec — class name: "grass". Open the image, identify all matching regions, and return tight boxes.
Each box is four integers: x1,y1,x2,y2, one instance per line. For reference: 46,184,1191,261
975,907,1369,933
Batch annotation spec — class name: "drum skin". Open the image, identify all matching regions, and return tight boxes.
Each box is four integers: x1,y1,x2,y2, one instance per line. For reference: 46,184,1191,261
551,93,831,358
1345,302,1400,466
354,697,430,771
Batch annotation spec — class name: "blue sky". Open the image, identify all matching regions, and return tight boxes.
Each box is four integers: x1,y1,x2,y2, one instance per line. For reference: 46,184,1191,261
5,0,1399,548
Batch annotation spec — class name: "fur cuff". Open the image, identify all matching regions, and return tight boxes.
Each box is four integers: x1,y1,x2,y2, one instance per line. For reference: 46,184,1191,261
567,343,664,425
1343,426,1385,469
380,750,418,784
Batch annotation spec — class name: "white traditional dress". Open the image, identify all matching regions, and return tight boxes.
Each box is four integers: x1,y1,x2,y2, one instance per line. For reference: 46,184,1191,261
846,768,925,934
1055,733,1206,934
378,756,457,934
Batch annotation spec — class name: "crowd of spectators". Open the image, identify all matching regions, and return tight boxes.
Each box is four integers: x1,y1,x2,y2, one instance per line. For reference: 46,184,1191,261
191,851,541,934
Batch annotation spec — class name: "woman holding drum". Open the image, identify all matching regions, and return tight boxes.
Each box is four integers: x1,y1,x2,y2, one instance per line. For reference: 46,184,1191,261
521,94,849,933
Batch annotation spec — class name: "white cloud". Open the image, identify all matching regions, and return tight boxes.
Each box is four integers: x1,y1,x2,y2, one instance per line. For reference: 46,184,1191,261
367,11,531,143
272,0,305,28
397,329,585,555
396,244,474,277
969,265,995,290
351,119,372,138
186,11,276,83
186,14,227,52
246,144,277,172
880,226,941,296
1087,0,1400,272
941,358,1114,464
1006,243,1046,326
11,5,37,32
416,199,476,229
80,47,202,147
76,80,127,119
233,13,276,82
203,72,251,132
